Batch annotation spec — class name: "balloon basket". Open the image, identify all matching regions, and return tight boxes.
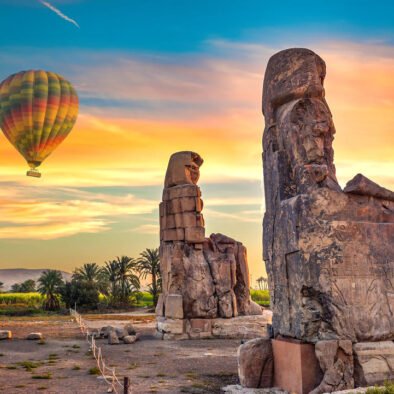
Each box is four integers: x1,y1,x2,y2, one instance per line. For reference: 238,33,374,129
26,169,41,178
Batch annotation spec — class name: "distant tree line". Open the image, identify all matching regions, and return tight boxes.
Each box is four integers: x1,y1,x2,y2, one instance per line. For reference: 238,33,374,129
2,248,161,312
256,276,269,290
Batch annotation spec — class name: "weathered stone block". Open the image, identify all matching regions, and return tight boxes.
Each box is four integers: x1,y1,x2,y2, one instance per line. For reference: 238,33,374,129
123,335,138,344
272,338,322,394
195,197,203,212
157,318,185,335
161,214,176,229
163,228,184,241
0,330,12,340
180,197,197,212
184,226,205,243
165,294,184,319
353,341,394,386
196,213,204,227
108,330,120,344
155,294,164,316
174,212,197,228
212,315,269,339
163,184,201,201
168,198,182,214
310,340,354,394
159,202,165,217
238,338,273,388
26,332,43,340
186,319,212,339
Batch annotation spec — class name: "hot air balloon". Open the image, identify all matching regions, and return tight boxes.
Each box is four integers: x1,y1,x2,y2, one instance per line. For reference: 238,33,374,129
0,70,79,177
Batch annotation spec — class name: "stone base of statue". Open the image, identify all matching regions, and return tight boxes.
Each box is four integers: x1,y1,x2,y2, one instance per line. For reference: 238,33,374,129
156,311,272,340
272,338,322,394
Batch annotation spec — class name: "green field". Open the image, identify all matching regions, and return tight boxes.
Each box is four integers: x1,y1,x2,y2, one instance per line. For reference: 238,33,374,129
0,289,269,315
0,291,155,315
250,289,270,307
0,292,44,315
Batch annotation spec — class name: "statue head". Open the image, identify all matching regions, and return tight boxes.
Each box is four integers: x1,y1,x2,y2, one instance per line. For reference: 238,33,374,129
262,48,339,194
164,151,204,188
263,48,326,128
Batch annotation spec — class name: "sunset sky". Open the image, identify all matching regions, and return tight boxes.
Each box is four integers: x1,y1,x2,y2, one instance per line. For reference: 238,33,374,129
0,0,393,284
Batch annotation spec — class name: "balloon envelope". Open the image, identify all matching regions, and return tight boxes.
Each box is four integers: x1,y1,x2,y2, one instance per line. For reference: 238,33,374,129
0,70,79,177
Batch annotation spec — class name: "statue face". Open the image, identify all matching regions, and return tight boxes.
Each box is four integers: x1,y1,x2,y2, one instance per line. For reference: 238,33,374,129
293,99,333,165
303,119,330,164
186,162,200,184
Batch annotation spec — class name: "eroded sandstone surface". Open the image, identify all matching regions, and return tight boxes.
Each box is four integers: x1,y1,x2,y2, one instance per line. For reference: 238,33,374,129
262,48,394,344
157,151,267,339
239,47,394,393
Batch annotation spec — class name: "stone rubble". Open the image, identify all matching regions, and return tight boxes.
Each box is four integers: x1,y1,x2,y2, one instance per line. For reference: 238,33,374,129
0,330,12,340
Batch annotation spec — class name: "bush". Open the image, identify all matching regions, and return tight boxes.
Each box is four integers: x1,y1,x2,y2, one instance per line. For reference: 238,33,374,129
130,291,154,307
59,280,100,310
250,289,270,307
366,381,394,394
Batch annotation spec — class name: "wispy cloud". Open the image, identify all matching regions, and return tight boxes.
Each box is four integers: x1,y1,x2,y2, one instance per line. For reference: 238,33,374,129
39,0,80,28
0,184,156,239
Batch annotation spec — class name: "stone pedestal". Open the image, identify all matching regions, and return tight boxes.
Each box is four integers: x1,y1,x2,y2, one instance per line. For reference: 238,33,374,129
156,312,272,340
353,341,394,386
272,338,322,394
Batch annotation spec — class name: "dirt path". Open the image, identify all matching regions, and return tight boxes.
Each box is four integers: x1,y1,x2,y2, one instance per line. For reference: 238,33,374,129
0,315,241,393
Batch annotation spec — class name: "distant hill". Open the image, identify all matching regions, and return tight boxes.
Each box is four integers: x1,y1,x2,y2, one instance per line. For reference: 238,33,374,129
0,269,72,291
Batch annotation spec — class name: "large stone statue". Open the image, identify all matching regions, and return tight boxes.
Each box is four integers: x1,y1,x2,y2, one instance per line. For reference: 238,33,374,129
156,151,269,339
259,48,394,392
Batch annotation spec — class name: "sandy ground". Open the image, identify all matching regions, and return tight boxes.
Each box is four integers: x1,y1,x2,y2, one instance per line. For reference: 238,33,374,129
0,314,240,393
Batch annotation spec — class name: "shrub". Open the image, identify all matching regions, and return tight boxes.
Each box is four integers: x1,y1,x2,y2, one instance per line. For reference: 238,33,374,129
366,381,394,394
250,289,270,307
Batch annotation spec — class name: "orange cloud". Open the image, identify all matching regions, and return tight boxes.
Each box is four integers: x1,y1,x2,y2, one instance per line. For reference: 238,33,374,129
0,39,392,281
0,186,157,239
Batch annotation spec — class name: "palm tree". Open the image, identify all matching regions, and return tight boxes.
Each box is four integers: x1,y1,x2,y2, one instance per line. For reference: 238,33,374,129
137,248,161,306
100,260,119,299
115,256,140,303
37,270,64,310
73,263,101,283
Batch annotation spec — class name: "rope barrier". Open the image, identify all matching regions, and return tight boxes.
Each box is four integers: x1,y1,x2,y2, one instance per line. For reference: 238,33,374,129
70,307,132,394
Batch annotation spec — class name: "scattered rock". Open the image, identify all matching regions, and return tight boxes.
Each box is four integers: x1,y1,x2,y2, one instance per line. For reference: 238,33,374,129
123,335,138,344
100,326,114,338
115,327,128,339
157,317,185,335
108,330,120,345
26,332,43,340
0,330,12,340
237,338,273,388
124,323,136,336
222,385,288,394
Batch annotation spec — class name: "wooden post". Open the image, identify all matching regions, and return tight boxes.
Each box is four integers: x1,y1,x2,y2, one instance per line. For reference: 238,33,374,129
124,376,129,394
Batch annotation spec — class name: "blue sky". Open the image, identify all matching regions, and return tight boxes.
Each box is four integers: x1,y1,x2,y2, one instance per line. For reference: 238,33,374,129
1,1,394,51
0,0,393,282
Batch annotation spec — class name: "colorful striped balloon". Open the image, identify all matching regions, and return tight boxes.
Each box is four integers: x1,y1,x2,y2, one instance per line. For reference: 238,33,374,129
0,70,79,177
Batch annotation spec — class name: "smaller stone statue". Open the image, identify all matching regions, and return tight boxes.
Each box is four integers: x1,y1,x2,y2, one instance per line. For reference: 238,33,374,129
156,151,269,340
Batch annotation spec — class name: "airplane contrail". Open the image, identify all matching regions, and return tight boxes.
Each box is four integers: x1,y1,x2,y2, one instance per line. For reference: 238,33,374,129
39,0,80,29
